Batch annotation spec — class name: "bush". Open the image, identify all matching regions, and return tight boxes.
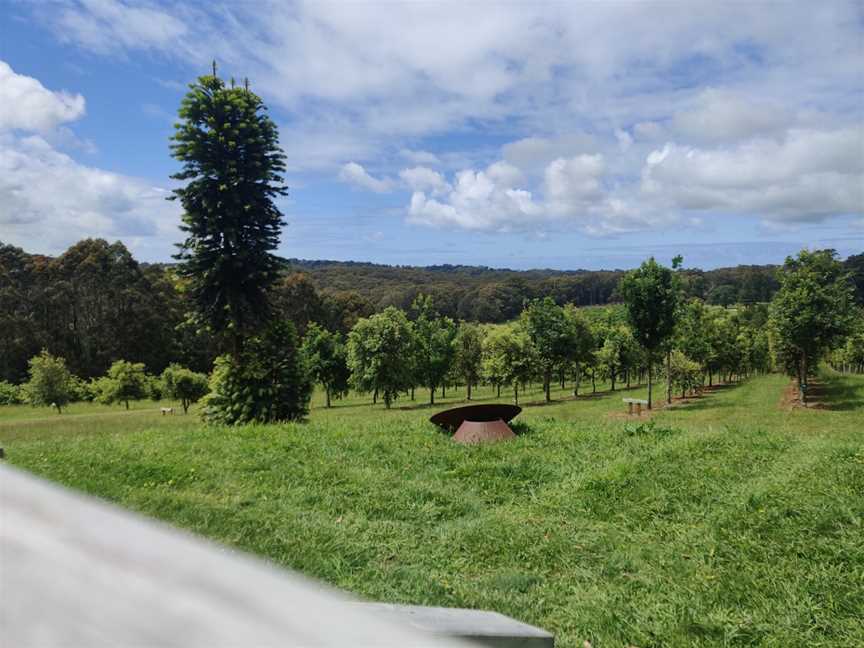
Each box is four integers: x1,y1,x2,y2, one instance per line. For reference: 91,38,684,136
0,381,24,405
69,375,96,402
202,321,311,424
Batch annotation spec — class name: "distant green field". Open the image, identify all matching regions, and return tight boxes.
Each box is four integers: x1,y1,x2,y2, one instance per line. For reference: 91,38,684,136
3,373,863,647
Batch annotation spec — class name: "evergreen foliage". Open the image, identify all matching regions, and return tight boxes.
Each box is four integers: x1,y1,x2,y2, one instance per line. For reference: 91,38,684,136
203,321,311,424
171,66,287,355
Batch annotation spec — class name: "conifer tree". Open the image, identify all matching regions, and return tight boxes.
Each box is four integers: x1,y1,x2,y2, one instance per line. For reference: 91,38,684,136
171,63,287,356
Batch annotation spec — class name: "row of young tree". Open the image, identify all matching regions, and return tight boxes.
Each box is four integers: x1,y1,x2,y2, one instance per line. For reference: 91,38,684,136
310,249,860,411
0,352,209,415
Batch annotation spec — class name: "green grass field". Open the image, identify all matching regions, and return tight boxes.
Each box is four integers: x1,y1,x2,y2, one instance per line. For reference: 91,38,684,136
2,373,863,647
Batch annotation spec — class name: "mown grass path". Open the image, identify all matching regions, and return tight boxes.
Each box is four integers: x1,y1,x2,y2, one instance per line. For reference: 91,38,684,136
3,373,863,647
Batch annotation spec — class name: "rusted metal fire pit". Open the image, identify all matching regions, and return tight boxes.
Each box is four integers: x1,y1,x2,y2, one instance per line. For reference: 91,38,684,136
429,404,522,445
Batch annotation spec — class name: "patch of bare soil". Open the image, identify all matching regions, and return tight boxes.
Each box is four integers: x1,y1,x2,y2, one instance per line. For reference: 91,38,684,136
779,380,830,410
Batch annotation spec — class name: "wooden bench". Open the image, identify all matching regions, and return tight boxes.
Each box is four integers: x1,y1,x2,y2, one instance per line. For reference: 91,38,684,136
623,398,648,415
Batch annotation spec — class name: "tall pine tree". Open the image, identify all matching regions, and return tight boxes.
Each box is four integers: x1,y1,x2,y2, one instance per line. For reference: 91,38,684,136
170,64,287,356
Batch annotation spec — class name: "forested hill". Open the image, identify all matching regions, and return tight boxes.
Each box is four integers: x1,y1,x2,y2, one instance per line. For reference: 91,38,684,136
1,238,861,384
281,257,785,321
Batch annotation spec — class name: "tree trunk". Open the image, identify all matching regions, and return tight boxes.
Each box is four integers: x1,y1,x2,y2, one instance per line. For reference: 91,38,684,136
411,387,415,401
666,350,672,405
125,400,129,410
611,369,616,392
467,381,472,401
626,370,631,389
497,383,501,398
430,387,435,405
183,400,190,414
591,369,596,393
373,388,378,405
647,361,653,410
384,392,391,409
544,370,551,402
514,384,519,405
325,388,331,408
800,353,808,406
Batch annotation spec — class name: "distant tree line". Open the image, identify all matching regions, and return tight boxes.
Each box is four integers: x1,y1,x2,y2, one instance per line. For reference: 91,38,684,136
4,239,859,387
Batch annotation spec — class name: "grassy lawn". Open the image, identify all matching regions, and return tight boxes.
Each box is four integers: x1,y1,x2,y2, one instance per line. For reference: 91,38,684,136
2,373,863,647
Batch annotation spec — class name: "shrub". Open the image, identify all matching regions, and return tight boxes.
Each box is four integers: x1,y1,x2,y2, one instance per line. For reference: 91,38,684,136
0,381,24,405
69,375,96,402
202,321,311,424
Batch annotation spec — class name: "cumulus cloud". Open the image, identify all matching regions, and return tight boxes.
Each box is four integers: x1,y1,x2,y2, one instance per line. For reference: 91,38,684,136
544,155,606,209
0,60,180,258
671,88,793,142
0,134,179,254
641,127,864,221
338,162,394,193
399,166,450,195
407,163,543,231
0,61,86,132
405,155,657,234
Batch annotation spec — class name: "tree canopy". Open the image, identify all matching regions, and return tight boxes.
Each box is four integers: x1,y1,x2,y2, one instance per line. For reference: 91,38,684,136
171,67,287,355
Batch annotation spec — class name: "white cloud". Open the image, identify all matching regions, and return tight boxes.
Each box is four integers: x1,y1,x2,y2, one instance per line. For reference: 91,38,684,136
399,149,441,166
0,61,86,132
641,127,864,221
544,155,606,209
0,134,179,254
338,162,394,193
405,155,658,235
671,88,793,142
407,162,543,231
633,121,664,140
54,0,188,55
399,166,450,195
502,134,599,171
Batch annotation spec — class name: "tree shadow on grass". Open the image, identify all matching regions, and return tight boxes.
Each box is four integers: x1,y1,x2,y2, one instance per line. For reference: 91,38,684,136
817,378,864,411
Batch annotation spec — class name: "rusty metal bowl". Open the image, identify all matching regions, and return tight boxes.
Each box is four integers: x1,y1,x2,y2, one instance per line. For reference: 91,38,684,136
429,403,522,432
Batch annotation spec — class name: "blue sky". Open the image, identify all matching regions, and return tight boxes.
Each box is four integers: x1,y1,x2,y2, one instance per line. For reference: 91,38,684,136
1,1,862,270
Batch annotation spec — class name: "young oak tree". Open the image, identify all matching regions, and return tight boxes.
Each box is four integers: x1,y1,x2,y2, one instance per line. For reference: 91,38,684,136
411,295,457,405
769,249,855,403
453,322,485,400
171,64,286,358
618,257,679,409
346,307,415,409
481,326,536,405
301,322,350,408
23,350,73,414
161,364,209,414
520,297,575,402
96,360,149,410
